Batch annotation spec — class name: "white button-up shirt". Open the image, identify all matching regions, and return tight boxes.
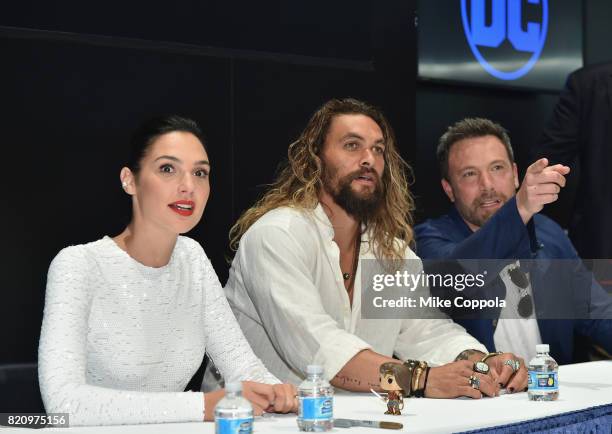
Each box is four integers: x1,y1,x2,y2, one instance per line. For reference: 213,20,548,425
207,204,487,386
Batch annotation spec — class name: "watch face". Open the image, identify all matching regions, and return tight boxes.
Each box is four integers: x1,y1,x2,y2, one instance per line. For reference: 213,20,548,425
475,361,489,374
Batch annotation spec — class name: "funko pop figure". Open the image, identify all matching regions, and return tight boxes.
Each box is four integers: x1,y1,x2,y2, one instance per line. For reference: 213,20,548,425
378,363,410,415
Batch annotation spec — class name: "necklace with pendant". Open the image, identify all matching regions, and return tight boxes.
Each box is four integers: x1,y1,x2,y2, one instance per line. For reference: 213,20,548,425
342,231,362,287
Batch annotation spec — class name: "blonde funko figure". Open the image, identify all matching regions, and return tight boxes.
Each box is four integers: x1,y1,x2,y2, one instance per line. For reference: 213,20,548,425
379,363,410,415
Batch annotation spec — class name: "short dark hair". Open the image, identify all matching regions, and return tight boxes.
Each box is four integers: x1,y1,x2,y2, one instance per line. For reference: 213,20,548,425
437,118,514,180
127,115,206,174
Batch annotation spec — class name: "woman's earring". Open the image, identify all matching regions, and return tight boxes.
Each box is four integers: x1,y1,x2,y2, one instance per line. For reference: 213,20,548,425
122,181,127,188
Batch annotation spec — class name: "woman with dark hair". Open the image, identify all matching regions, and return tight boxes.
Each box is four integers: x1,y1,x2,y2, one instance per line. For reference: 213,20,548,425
38,115,297,426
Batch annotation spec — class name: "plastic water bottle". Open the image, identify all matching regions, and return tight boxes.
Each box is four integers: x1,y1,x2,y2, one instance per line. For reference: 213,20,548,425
297,365,333,432
214,382,253,434
528,344,559,401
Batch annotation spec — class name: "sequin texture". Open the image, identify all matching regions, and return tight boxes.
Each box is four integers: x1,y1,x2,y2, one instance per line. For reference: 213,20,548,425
38,236,279,426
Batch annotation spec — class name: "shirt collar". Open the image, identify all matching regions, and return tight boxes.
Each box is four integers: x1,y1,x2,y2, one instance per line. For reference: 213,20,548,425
312,203,335,240
312,202,371,245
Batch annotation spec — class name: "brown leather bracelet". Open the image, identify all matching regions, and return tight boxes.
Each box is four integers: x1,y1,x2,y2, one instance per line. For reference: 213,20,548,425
423,367,431,393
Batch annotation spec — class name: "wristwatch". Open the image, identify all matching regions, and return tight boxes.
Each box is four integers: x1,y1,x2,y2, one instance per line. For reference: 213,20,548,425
473,361,490,374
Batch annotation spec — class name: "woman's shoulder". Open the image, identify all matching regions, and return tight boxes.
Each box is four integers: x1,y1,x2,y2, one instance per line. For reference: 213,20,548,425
50,237,112,268
46,238,116,287
175,235,207,256
175,236,222,283
174,236,215,268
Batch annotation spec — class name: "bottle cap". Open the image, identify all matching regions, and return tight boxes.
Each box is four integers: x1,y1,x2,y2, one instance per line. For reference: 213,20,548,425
225,382,242,393
306,365,323,375
536,344,549,353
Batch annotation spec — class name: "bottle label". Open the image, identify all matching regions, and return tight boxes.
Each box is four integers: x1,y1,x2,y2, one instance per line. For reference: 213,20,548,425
528,371,558,391
215,417,253,434
299,396,333,420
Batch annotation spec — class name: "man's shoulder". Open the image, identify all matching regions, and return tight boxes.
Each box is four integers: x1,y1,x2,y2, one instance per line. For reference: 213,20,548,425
242,206,323,248
235,206,326,263
251,206,317,231
568,62,612,93
415,212,459,239
397,240,419,260
571,62,612,80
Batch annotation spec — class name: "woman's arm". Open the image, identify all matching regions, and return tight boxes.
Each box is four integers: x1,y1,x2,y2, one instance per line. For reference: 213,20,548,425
38,246,204,426
200,252,297,414
201,253,280,386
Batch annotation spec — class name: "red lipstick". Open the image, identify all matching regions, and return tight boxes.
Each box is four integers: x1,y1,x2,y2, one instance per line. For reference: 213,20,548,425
168,200,195,216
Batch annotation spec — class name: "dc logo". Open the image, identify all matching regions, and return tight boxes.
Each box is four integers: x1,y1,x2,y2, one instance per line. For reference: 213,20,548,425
461,0,548,80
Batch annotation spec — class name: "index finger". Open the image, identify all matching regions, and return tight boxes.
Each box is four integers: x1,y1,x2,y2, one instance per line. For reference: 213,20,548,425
527,158,549,174
543,164,571,176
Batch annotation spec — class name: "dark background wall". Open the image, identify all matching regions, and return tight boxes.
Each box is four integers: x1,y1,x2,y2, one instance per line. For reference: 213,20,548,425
1,0,611,367
0,1,416,364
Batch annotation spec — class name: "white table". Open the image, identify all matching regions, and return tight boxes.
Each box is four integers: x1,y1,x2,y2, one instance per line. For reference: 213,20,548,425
3,361,611,433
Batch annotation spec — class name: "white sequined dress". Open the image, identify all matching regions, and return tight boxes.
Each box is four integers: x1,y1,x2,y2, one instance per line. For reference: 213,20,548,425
38,236,279,426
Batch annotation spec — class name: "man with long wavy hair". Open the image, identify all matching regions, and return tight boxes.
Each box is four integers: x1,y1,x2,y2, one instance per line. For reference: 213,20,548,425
204,99,519,398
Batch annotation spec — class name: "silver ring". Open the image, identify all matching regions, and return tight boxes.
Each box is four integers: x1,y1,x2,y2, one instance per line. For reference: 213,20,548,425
504,359,520,373
468,375,480,390
473,361,490,375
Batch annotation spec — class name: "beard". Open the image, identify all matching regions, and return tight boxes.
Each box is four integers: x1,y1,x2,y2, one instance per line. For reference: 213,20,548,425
321,162,384,221
458,190,509,229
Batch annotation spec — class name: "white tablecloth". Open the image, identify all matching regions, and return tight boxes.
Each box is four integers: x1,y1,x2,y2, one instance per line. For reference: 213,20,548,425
4,361,611,433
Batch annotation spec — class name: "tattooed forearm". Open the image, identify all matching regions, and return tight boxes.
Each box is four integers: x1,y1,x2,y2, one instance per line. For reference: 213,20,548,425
455,349,486,361
333,375,379,389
